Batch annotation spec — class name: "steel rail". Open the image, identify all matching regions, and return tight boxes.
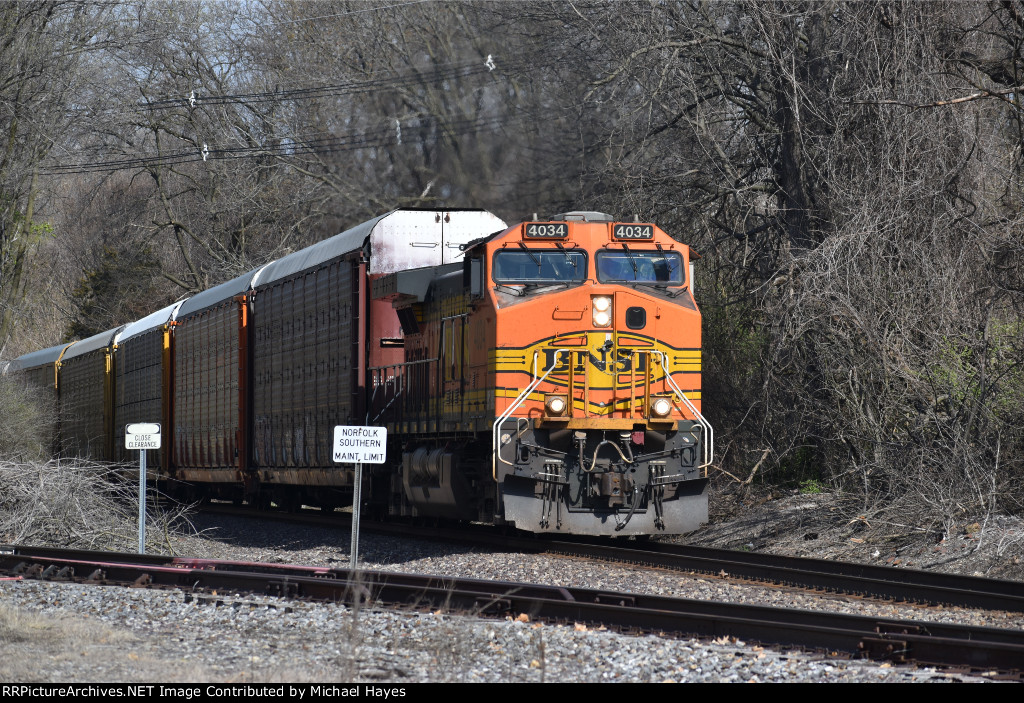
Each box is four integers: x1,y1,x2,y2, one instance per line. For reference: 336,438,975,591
329,517,1024,613
1,546,1022,676
162,505,1024,613
539,538,1024,613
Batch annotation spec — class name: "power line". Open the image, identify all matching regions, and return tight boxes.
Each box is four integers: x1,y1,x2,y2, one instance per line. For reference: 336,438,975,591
64,53,519,127
41,51,536,176
40,112,528,176
141,58,509,110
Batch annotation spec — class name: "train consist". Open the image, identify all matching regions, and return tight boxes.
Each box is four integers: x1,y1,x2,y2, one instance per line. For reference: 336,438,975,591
5,209,712,536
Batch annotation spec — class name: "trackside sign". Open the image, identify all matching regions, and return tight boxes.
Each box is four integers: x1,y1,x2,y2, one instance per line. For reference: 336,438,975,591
333,425,387,464
125,423,161,450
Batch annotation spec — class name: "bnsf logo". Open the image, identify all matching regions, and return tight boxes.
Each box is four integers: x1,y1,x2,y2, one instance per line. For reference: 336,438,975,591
613,224,654,239
544,348,650,374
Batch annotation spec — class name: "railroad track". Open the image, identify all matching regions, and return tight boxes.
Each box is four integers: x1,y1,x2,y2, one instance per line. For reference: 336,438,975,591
2,543,1022,678
520,536,1024,613
201,505,1024,613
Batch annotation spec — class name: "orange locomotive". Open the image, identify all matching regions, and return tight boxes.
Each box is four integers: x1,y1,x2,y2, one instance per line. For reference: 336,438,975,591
372,211,711,535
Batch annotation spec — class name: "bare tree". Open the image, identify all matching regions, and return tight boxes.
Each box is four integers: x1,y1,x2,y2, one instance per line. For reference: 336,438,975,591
509,1,1024,527
0,1,116,354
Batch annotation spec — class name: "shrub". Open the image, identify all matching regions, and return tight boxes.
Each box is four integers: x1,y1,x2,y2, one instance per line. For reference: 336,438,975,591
0,372,54,461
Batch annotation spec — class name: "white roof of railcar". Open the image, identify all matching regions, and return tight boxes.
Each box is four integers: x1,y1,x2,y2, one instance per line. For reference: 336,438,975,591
118,300,185,343
173,209,506,314
175,265,269,319
8,343,74,371
62,326,125,361
256,208,507,287
256,212,390,287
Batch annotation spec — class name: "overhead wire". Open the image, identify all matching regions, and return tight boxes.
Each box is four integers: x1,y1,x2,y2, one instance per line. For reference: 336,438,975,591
63,54,522,121
38,49,559,176
40,112,530,176
140,57,513,110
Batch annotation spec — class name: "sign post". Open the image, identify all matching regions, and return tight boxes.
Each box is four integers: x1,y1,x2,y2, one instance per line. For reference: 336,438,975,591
333,425,387,569
125,423,161,554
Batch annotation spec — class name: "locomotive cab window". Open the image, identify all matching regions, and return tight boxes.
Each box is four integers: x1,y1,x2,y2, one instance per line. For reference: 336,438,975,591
596,249,683,285
492,249,588,284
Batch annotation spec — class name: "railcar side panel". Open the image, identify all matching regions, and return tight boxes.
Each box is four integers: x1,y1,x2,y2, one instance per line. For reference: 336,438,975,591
173,299,247,484
59,348,113,461
23,364,59,395
252,258,356,490
113,326,172,471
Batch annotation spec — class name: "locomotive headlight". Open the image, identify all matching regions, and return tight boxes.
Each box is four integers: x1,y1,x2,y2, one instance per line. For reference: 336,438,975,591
651,397,673,417
545,394,568,416
592,296,612,328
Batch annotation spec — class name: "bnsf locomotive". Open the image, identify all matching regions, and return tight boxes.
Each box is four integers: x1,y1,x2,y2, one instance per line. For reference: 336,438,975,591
5,209,712,536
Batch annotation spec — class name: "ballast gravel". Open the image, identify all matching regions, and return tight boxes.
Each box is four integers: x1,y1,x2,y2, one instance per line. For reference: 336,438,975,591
0,513,1010,683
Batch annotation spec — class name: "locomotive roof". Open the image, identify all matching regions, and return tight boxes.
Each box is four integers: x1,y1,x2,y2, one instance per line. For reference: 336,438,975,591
62,325,126,361
8,343,73,371
176,266,269,319
118,300,185,343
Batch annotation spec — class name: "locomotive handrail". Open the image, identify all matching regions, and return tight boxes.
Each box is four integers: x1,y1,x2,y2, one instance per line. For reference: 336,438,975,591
367,365,404,424
620,348,654,420
492,348,569,481
369,357,438,369
654,351,714,472
367,367,389,422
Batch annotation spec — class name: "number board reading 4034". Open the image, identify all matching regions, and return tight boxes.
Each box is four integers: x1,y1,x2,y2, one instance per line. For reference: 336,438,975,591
612,224,654,240
523,222,569,238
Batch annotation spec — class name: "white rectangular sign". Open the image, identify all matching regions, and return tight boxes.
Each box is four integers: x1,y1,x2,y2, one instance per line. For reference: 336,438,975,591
333,425,387,464
126,423,161,450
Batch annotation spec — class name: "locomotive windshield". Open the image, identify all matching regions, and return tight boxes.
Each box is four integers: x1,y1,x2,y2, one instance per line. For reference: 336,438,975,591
596,249,684,285
492,249,588,284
